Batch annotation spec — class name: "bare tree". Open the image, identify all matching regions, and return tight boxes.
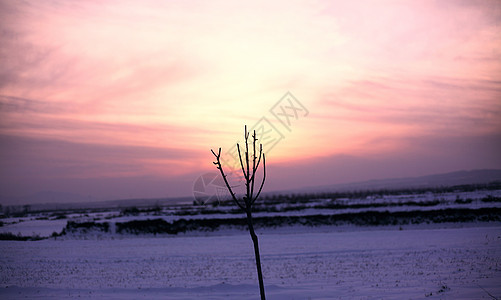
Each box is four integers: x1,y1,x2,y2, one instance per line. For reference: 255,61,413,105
211,125,266,300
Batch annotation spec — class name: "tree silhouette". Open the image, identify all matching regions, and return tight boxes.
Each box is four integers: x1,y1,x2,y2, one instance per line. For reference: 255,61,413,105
211,125,266,300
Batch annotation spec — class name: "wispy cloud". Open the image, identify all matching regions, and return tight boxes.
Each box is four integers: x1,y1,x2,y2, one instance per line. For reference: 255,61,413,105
306,74,501,157
1,0,500,202
320,77,501,128
0,134,202,178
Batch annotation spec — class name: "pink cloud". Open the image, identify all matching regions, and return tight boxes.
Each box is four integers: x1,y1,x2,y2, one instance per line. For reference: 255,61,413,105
1,0,500,202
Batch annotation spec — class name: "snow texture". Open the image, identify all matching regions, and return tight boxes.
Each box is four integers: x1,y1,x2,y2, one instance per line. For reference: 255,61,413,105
1,225,500,299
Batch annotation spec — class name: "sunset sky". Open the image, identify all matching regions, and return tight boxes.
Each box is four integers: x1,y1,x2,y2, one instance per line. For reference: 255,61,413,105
1,0,500,204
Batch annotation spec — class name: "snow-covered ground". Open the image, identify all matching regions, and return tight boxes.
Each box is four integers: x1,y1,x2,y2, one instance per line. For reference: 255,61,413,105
2,188,499,238
1,224,500,299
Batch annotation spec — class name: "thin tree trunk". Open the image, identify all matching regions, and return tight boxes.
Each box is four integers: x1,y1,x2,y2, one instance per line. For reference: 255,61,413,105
246,210,266,300
212,126,267,300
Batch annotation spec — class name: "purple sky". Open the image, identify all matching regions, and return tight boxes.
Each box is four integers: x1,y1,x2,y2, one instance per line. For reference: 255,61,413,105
1,0,500,204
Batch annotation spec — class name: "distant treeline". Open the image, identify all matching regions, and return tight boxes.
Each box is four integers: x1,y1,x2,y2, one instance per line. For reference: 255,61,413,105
186,196,501,216
255,181,501,205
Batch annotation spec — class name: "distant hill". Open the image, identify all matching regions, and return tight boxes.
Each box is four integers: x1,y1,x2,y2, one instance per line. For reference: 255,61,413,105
291,169,501,194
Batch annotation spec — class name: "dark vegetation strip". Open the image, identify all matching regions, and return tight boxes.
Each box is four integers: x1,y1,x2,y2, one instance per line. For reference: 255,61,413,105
112,207,501,235
481,195,501,203
64,221,110,234
0,232,45,241
4,207,500,240
177,197,501,216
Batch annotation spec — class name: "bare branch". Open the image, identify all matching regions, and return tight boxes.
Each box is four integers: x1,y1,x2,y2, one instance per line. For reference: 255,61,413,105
237,143,248,180
252,153,266,204
211,126,267,210
211,148,245,211
250,143,263,182
245,124,250,140
244,125,251,205
250,130,257,201
210,148,221,159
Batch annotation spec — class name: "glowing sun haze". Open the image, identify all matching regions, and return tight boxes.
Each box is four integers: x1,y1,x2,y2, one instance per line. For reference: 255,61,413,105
1,0,500,203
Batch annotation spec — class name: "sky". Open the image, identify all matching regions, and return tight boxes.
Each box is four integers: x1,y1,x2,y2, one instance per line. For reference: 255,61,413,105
1,0,500,204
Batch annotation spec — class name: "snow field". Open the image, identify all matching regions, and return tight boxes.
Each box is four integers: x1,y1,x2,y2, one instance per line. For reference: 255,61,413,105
1,225,500,299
